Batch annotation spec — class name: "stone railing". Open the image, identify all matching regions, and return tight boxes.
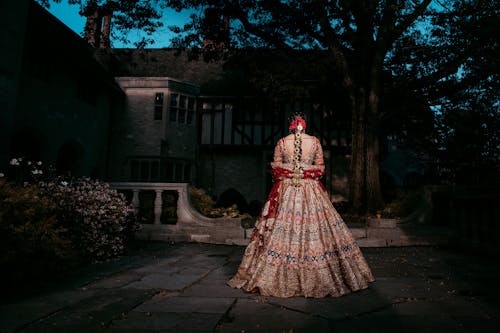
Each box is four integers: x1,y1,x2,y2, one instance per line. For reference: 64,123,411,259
109,182,248,245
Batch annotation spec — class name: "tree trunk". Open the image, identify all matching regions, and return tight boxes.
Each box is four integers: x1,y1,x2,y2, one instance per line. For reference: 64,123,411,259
349,88,366,212
348,85,384,213
366,88,384,212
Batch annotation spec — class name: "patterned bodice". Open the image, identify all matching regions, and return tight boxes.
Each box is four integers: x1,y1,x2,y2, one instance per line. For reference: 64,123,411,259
273,135,324,166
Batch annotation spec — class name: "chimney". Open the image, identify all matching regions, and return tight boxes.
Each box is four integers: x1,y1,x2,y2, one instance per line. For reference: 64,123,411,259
83,3,113,48
202,8,230,49
99,7,112,48
83,3,102,47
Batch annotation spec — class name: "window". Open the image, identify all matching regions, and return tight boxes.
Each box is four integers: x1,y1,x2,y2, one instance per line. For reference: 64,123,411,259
201,101,233,145
128,158,193,182
187,98,195,124
154,92,164,120
169,93,178,121
169,93,196,125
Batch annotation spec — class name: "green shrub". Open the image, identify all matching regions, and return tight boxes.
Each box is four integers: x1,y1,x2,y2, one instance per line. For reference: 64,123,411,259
189,187,241,218
189,187,254,228
380,189,423,218
0,179,76,288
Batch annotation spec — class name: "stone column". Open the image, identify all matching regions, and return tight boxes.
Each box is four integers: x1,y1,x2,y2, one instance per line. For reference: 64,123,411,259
131,189,140,213
154,189,163,225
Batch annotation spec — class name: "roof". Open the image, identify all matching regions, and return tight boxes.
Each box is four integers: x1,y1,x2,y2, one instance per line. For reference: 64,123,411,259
93,48,338,97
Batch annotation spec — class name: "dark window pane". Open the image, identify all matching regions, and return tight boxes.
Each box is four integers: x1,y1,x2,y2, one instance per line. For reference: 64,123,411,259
178,109,186,124
201,113,211,144
154,92,164,120
187,110,195,125
130,160,139,180
170,93,178,106
151,161,159,180
183,164,191,182
188,97,195,110
155,92,164,104
175,163,183,181
140,161,149,180
179,95,187,109
169,108,177,122
166,162,174,181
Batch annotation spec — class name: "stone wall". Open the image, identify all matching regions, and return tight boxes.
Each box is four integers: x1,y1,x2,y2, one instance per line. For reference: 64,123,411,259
198,149,271,204
1,0,121,178
0,0,30,170
110,77,200,182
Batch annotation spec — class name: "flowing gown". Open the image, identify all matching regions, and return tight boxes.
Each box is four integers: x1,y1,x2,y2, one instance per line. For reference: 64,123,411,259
227,134,375,298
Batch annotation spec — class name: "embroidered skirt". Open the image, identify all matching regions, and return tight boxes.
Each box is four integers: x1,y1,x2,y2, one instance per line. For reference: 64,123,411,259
227,163,375,298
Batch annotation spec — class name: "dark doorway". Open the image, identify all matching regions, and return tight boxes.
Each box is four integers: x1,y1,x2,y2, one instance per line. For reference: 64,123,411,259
56,140,85,176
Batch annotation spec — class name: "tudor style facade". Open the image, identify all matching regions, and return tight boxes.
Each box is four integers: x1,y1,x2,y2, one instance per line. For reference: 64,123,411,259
95,48,354,206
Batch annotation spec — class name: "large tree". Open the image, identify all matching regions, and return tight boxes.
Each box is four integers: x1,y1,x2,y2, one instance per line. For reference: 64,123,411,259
164,0,446,212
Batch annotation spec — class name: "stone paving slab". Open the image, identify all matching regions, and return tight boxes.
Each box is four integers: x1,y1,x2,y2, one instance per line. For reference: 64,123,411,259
217,298,333,333
110,312,221,332
85,271,144,289
265,287,393,321
135,296,235,314
1,242,499,333
17,289,158,333
0,290,97,332
124,272,206,290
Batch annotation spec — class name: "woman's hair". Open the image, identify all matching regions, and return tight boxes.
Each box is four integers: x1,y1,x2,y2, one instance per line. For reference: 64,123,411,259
288,112,307,133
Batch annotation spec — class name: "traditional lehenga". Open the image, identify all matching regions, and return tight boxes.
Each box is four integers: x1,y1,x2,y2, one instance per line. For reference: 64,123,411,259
228,134,375,298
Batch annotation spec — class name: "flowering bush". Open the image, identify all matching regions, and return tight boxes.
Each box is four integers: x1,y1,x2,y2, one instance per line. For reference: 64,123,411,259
7,157,47,184
38,177,138,262
2,157,138,263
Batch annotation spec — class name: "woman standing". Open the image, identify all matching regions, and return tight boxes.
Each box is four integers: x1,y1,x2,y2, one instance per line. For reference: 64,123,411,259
228,113,374,297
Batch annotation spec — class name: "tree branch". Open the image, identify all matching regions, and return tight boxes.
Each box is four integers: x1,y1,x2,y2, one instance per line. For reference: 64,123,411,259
228,1,290,49
317,0,354,90
389,0,432,45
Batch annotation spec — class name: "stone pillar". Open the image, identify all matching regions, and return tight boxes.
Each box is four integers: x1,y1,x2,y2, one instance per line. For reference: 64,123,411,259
131,189,140,212
154,189,163,225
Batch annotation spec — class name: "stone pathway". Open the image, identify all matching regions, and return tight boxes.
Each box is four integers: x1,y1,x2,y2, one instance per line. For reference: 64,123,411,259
1,243,499,332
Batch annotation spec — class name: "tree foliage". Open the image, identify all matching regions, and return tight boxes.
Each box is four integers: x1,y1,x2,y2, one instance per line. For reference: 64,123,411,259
388,0,499,185
164,0,443,212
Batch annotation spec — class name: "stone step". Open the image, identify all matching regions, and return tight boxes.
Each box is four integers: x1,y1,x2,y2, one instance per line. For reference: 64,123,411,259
366,218,399,228
350,227,367,239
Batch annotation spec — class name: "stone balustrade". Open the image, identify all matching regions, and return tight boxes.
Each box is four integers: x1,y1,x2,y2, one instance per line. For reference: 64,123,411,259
109,182,248,245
